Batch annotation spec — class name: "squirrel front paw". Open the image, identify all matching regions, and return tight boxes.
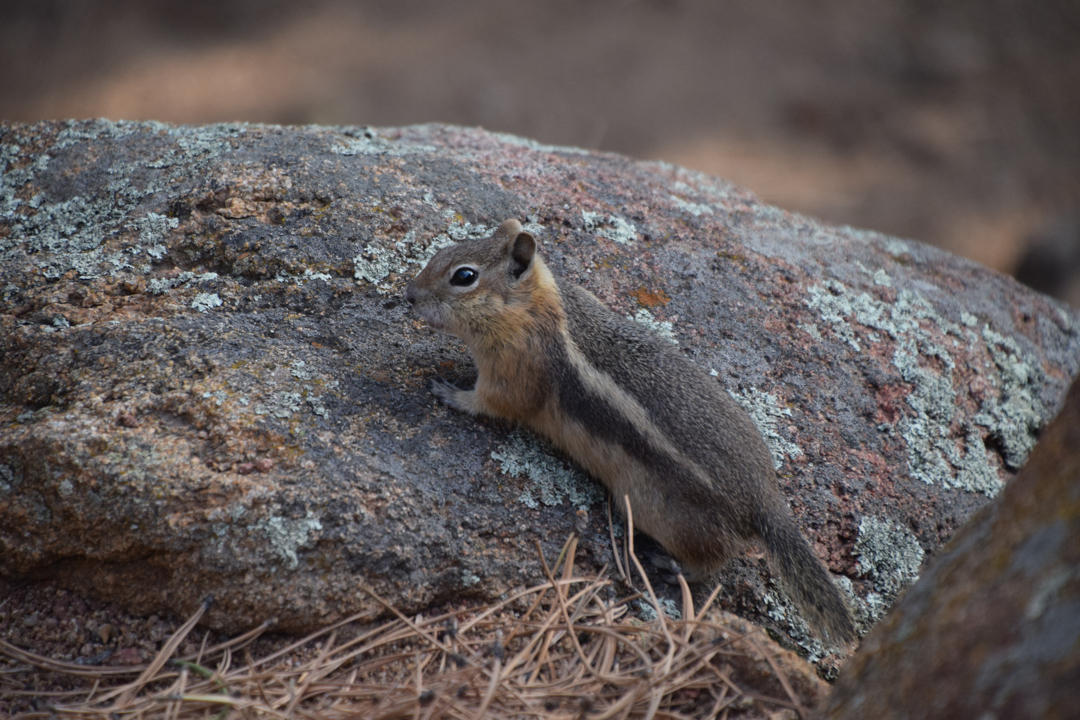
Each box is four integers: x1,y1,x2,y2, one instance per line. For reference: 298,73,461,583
430,377,461,403
430,377,482,415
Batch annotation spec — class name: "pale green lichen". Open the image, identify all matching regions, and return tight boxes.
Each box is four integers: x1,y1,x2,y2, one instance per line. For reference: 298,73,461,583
635,597,683,621
805,276,1040,496
731,388,804,470
798,322,823,341
3,190,133,279
331,126,436,156
191,292,222,313
2,120,245,279
137,212,178,252
582,211,637,245
290,360,316,381
881,237,912,257
491,431,603,510
487,131,590,156
353,223,461,293
670,194,714,217
950,429,1004,496
53,118,160,151
149,271,220,295
651,169,740,203
975,326,1046,469
522,214,546,237
307,394,328,419
353,244,400,289
832,575,884,635
446,219,494,241
628,308,678,344
254,392,302,419
276,268,332,285
254,512,323,570
860,590,890,623
201,390,227,407
854,516,925,609
141,122,247,169
244,361,336,422
762,589,832,662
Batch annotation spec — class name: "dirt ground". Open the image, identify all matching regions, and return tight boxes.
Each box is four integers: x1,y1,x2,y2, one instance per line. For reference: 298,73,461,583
2,0,1080,703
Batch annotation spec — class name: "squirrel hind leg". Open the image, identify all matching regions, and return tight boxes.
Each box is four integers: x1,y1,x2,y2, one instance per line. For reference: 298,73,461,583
673,555,724,585
632,534,725,585
631,536,689,586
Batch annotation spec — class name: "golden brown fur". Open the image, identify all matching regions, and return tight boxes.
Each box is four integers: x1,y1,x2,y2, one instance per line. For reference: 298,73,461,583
405,219,856,643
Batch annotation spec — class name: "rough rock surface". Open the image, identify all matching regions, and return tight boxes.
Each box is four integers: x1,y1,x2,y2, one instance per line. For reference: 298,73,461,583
1,121,1077,661
818,373,1080,719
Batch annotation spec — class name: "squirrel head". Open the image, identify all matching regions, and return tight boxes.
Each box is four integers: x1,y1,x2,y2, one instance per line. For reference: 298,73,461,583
406,219,552,342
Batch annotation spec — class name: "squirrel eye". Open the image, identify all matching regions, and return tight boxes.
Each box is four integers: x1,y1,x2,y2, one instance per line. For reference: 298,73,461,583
450,267,478,287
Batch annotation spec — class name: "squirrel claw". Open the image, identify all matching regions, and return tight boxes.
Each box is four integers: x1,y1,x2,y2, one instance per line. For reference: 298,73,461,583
430,377,459,402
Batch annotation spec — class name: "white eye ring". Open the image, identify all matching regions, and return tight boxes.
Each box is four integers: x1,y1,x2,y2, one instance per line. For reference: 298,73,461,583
450,266,478,287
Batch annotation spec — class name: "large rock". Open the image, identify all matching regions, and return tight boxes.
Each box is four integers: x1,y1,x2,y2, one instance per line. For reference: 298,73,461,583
1,121,1077,655
817,373,1080,718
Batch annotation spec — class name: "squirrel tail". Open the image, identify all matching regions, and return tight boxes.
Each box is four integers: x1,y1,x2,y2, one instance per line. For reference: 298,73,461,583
757,510,857,644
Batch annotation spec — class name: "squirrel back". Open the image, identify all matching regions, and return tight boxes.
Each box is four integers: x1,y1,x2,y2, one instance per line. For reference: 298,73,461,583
406,219,856,643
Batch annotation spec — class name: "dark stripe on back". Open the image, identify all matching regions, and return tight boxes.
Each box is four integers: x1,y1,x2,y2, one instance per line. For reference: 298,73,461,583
551,335,749,548
558,280,773,495
550,337,696,492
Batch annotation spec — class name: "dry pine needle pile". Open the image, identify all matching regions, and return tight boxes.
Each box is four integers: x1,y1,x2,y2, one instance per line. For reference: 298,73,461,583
1,534,828,719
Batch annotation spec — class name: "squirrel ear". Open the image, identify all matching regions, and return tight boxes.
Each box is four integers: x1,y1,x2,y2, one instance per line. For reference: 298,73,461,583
495,218,524,238
508,231,536,280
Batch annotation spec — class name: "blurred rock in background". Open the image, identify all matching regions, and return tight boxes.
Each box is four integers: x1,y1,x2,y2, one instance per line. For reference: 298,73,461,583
1014,215,1080,307
2,0,1078,304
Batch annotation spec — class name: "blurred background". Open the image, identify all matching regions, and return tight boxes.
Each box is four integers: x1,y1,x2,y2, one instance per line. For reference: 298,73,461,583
2,0,1078,305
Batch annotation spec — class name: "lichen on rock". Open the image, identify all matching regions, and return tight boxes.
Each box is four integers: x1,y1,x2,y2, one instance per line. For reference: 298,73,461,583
1,120,1077,649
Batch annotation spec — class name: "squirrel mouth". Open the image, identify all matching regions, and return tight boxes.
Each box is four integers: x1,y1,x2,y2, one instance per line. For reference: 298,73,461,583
416,308,447,332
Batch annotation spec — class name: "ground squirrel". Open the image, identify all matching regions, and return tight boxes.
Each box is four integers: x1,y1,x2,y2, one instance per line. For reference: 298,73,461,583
405,219,856,643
